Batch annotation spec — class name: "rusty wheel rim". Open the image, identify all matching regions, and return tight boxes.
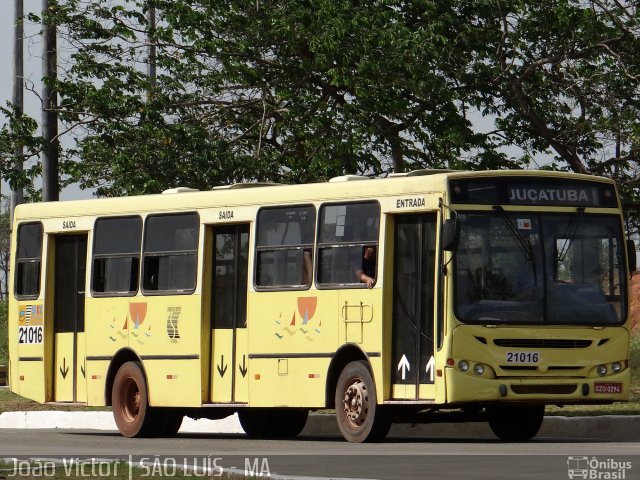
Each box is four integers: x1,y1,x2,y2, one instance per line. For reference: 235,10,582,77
120,377,141,423
342,378,369,427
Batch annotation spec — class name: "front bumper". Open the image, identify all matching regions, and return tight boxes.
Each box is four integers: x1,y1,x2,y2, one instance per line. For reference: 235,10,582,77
445,367,630,404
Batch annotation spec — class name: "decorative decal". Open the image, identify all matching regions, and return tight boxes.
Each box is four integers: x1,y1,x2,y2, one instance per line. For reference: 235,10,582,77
130,303,148,329
107,303,150,344
118,318,128,338
18,305,43,326
274,297,321,341
166,307,181,342
18,305,44,344
298,297,317,326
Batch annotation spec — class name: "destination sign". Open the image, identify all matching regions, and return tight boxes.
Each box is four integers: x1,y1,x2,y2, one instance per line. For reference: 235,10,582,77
507,185,595,205
449,177,618,208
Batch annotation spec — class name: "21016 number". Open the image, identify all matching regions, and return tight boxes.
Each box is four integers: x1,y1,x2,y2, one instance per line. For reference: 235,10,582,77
18,326,43,344
506,351,540,363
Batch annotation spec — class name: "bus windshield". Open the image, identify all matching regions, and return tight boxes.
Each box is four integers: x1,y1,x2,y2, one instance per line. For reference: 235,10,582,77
454,212,626,325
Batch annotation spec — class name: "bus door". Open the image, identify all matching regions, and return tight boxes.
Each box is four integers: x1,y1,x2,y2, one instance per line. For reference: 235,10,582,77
391,214,437,399
210,224,250,403
51,234,87,402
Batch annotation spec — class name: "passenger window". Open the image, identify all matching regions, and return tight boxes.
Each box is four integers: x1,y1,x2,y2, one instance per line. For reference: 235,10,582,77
15,223,43,299
92,216,142,295
142,213,199,294
255,206,315,289
317,202,380,287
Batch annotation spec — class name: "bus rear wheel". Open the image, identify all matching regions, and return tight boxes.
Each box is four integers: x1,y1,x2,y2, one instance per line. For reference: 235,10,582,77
335,360,391,443
487,405,544,441
238,408,308,438
112,361,157,438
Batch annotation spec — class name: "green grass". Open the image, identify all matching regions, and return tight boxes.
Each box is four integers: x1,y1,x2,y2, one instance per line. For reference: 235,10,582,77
0,388,33,413
0,389,109,413
631,333,640,394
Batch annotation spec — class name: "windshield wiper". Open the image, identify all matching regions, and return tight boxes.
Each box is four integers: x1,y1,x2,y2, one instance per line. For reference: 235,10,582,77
493,205,537,285
556,207,585,262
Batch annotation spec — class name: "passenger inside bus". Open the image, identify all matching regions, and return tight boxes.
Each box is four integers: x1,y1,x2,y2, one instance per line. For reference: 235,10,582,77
302,249,313,285
355,246,376,288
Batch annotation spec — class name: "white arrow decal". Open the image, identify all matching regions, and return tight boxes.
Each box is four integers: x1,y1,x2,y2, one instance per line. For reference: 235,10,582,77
397,354,410,380
425,355,435,382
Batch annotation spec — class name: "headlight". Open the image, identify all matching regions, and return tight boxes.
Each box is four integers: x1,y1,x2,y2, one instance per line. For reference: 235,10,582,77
474,363,485,375
597,365,608,377
612,362,622,373
458,360,469,372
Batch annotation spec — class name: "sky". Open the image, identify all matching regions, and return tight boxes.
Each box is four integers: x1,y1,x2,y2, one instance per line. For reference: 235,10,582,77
0,1,92,205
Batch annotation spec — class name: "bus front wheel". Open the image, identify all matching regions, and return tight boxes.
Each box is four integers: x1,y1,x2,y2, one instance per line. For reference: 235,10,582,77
487,405,544,441
112,361,157,438
335,360,391,443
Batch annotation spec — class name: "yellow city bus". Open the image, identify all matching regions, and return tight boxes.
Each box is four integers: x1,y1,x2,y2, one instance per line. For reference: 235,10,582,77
7,170,636,442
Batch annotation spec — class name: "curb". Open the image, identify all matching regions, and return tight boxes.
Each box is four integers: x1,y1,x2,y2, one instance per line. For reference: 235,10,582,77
0,411,244,434
1,411,640,440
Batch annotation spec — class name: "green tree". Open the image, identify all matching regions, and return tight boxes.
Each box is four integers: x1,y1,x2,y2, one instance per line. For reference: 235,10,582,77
1,1,639,218
0,299,7,365
0,105,43,199
41,0,500,196
0,207,9,301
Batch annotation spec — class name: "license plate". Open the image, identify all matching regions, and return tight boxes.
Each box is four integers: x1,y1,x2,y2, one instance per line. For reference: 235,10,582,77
594,382,622,394
505,351,540,363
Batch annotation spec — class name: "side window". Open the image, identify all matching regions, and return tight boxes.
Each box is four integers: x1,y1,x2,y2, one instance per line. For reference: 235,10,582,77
92,216,142,295
255,205,316,289
15,222,43,299
142,213,199,294
317,202,380,286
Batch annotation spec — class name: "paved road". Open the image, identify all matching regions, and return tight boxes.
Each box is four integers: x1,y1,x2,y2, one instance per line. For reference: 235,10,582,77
2,428,640,479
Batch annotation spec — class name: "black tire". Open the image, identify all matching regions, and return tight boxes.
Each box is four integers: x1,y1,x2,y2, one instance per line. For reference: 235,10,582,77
112,361,158,438
335,360,391,443
487,405,544,441
239,408,308,438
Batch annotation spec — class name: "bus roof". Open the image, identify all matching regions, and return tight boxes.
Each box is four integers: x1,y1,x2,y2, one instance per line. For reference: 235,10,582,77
13,169,616,221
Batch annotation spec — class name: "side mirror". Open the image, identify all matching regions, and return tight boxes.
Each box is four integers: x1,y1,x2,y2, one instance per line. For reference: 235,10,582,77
627,239,637,274
442,218,459,252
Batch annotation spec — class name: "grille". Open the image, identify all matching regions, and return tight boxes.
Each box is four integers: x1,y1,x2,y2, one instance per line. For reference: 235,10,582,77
547,366,582,371
500,365,583,372
494,339,592,348
500,366,537,371
511,384,577,395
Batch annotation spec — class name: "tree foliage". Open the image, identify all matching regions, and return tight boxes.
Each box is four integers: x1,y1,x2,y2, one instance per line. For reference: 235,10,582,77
1,1,639,221
0,206,9,301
